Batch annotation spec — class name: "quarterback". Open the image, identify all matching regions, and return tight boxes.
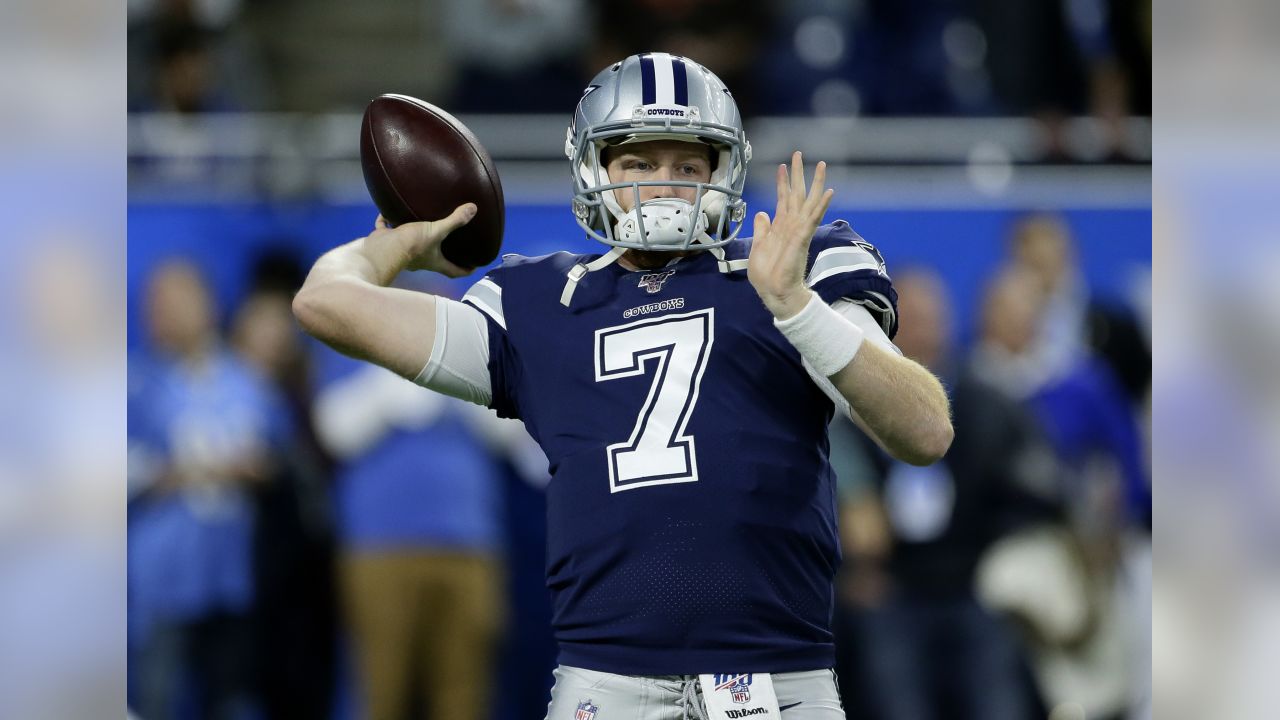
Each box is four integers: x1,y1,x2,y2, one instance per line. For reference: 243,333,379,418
295,54,952,719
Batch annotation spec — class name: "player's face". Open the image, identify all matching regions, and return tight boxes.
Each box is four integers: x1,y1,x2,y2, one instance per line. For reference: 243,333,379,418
605,140,713,212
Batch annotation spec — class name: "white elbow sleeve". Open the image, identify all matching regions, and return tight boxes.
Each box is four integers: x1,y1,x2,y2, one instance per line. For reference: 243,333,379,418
831,298,901,356
796,297,901,420
413,297,494,406
774,293,866,377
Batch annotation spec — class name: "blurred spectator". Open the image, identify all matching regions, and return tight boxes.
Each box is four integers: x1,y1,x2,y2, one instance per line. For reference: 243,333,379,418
973,0,1087,118
1005,214,1151,523
1008,214,1090,383
127,0,266,112
311,297,508,720
1010,213,1150,465
589,0,771,116
1110,0,1150,116
125,18,251,194
971,263,1146,524
831,268,1057,720
443,0,590,113
130,21,237,114
974,0,1150,158
128,259,292,719
229,251,338,720
970,265,1148,720
239,0,455,112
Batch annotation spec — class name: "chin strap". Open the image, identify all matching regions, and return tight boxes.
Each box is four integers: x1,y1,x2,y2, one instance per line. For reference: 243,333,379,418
560,246,628,307
707,245,749,274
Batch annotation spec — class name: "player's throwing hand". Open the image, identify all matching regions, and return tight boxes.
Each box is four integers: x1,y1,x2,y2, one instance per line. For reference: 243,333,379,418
370,203,479,278
747,151,835,320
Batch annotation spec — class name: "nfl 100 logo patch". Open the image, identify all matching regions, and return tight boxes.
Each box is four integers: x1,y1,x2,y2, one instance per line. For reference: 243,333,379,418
713,674,753,705
638,269,676,294
575,700,599,720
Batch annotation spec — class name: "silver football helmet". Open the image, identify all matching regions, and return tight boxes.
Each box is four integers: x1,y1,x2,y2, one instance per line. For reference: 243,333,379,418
565,53,752,252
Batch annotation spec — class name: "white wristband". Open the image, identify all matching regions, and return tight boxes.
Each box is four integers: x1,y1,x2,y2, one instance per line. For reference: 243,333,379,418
773,292,865,377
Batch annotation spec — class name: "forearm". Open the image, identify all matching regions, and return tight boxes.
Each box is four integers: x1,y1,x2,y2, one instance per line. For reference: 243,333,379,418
773,291,952,465
293,233,437,378
303,231,415,291
830,341,953,465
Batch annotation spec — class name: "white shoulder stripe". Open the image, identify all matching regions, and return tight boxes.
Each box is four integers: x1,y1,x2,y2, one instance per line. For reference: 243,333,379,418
462,277,506,330
463,296,506,331
805,245,883,287
474,277,503,296
807,261,882,287
812,246,871,264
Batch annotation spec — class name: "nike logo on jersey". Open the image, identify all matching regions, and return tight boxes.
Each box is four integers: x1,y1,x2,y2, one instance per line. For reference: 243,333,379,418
779,702,803,712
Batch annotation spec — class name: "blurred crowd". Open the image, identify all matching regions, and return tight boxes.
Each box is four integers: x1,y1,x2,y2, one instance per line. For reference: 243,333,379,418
125,209,1150,720
126,251,548,720
126,0,1150,159
831,214,1150,720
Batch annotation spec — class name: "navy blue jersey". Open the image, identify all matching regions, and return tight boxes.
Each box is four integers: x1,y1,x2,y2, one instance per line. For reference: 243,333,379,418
462,221,897,674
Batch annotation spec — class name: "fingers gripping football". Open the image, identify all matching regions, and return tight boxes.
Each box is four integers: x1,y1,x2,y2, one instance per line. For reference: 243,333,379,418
375,203,479,278
747,151,835,319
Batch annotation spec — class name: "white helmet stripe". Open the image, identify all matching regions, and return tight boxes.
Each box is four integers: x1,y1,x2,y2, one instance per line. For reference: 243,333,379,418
652,52,676,105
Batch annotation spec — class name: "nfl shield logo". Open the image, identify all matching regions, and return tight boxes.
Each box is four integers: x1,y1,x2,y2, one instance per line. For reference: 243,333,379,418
575,700,598,720
729,677,751,704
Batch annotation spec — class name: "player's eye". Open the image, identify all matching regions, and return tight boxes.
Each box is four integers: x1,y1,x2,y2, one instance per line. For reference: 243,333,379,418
625,160,652,171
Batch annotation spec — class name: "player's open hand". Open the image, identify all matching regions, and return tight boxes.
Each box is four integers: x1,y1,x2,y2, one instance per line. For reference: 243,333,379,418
747,151,835,320
371,204,478,278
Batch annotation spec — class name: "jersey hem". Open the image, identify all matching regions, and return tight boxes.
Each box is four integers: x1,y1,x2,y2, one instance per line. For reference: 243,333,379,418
556,643,835,676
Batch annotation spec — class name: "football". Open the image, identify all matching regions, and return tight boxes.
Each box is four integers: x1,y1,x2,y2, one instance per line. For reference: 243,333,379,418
360,94,505,268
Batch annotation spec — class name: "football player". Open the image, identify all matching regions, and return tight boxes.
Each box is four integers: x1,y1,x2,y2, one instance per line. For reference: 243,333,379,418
295,53,952,720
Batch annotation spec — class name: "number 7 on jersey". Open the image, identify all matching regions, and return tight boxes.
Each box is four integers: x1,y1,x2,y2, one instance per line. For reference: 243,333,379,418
594,309,715,493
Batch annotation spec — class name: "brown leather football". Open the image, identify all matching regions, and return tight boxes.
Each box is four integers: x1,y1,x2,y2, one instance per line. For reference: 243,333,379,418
360,94,505,268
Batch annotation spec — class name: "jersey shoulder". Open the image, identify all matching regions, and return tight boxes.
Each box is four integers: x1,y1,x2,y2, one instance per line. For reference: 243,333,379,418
806,220,899,339
488,251,585,280
461,251,593,330
806,220,890,281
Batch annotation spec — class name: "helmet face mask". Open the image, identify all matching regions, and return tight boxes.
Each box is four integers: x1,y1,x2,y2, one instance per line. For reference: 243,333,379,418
566,54,752,252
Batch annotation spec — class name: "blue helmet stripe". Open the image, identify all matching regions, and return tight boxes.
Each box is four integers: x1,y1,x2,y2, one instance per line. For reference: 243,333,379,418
672,58,689,106
640,55,656,105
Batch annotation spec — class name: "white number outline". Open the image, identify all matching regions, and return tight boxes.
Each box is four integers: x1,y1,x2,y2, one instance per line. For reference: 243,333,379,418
593,308,715,493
